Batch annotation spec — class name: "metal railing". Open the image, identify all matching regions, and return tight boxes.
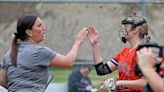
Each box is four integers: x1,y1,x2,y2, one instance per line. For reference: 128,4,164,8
0,0,163,3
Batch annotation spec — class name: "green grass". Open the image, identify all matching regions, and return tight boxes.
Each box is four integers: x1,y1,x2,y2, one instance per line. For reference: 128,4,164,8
48,67,118,88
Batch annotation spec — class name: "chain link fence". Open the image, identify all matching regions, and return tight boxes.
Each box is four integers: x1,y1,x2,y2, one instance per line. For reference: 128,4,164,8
0,1,164,92
0,0,164,62
0,0,163,3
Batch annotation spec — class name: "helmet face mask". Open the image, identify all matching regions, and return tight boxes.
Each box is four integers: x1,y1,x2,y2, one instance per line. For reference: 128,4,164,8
122,18,137,30
119,16,147,43
119,27,129,44
122,16,147,29
119,19,135,43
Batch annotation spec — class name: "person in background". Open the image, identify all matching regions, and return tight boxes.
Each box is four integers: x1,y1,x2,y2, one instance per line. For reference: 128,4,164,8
137,47,164,92
68,65,93,92
0,14,88,92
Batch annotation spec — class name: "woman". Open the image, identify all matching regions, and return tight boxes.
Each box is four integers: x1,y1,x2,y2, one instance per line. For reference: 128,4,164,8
0,14,88,92
87,15,150,92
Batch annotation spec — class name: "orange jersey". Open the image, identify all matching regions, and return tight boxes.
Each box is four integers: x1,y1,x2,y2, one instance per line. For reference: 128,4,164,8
111,48,143,92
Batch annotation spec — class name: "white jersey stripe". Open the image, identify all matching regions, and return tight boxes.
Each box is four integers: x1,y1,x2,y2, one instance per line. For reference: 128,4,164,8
110,58,118,65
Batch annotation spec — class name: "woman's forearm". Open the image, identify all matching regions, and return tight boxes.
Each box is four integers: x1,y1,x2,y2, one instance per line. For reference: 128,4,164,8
50,42,82,67
65,43,81,66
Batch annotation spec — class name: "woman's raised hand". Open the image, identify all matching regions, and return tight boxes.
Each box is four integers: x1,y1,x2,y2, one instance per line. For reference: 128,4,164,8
74,27,88,46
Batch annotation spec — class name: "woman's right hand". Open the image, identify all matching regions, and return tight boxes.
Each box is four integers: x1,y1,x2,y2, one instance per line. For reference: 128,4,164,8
74,27,88,46
86,26,99,46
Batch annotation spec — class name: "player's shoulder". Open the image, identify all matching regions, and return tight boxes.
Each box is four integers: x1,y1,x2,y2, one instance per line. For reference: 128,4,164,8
120,48,130,53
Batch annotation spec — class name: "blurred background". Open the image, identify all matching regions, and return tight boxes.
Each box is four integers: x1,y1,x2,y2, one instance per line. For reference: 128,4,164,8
0,0,164,91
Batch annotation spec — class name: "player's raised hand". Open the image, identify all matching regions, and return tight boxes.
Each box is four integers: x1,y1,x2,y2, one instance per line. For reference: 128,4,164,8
86,26,99,46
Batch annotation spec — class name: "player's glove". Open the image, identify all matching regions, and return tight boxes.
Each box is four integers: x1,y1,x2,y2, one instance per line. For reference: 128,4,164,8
99,78,118,92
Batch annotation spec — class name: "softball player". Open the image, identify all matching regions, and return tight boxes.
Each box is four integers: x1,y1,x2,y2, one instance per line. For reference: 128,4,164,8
87,15,150,92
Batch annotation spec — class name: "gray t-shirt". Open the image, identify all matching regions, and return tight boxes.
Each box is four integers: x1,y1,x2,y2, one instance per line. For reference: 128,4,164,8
2,41,56,92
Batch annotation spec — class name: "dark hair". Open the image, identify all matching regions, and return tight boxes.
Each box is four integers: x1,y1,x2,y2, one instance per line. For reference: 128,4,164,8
80,65,91,71
10,14,37,67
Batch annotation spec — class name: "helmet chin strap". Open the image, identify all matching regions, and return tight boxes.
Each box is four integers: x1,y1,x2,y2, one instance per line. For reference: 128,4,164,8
119,28,130,44
121,37,127,43
119,29,127,44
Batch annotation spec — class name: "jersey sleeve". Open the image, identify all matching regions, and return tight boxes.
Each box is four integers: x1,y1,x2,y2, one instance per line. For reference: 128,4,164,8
1,51,11,69
35,46,56,67
110,48,128,66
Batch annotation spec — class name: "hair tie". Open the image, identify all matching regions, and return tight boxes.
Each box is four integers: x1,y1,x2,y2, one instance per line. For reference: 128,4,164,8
14,32,20,39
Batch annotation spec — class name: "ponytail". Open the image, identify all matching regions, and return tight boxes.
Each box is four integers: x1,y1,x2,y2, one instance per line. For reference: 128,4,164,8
10,14,37,67
10,37,18,67
145,35,151,43
138,22,151,43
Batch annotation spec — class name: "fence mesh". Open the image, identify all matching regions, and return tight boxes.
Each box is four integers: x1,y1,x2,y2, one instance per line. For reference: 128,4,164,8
0,1,164,91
